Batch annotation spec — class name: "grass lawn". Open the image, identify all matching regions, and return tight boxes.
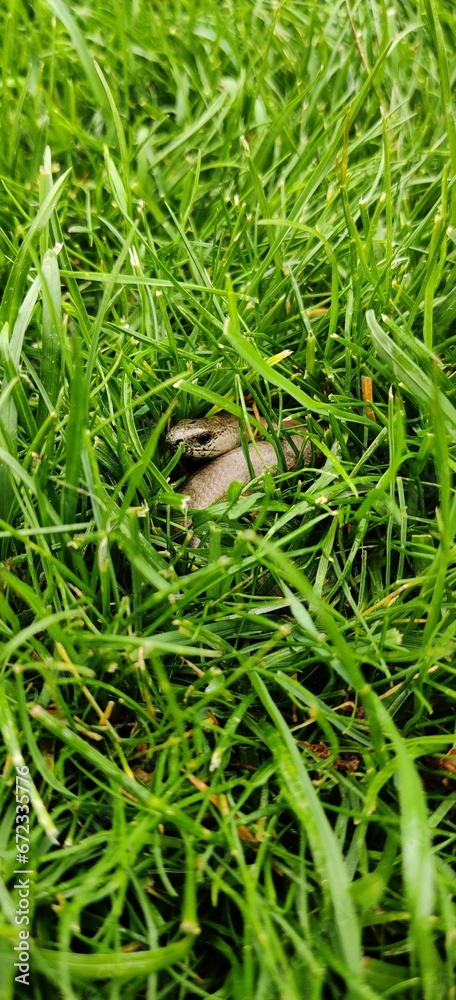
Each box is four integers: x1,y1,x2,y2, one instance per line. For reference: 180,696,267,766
0,0,455,997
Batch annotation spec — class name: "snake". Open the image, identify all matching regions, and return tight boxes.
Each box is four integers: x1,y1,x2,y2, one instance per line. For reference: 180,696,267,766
166,412,311,509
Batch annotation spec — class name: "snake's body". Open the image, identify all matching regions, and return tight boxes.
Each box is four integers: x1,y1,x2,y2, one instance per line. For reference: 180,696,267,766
166,413,309,509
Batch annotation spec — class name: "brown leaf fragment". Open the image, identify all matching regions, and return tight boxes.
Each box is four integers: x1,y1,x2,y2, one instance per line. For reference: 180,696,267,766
237,825,260,843
422,750,456,790
303,741,362,772
361,374,376,421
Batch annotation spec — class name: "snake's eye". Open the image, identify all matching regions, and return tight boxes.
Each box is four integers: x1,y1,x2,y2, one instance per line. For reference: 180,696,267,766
197,432,212,445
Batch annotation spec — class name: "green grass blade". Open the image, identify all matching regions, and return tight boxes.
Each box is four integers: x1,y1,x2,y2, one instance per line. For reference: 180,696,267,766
43,0,108,112
39,246,63,419
250,671,363,979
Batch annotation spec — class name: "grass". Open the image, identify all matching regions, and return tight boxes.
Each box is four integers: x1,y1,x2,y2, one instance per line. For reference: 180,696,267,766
0,0,455,997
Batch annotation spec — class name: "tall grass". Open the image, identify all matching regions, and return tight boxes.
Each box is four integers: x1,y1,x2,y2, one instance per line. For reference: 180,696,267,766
0,1,455,998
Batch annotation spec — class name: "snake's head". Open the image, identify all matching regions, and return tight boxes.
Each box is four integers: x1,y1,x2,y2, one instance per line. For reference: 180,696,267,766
166,415,240,459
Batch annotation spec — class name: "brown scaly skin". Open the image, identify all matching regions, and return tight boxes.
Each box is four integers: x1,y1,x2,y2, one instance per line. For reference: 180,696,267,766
166,412,310,510
166,413,241,459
